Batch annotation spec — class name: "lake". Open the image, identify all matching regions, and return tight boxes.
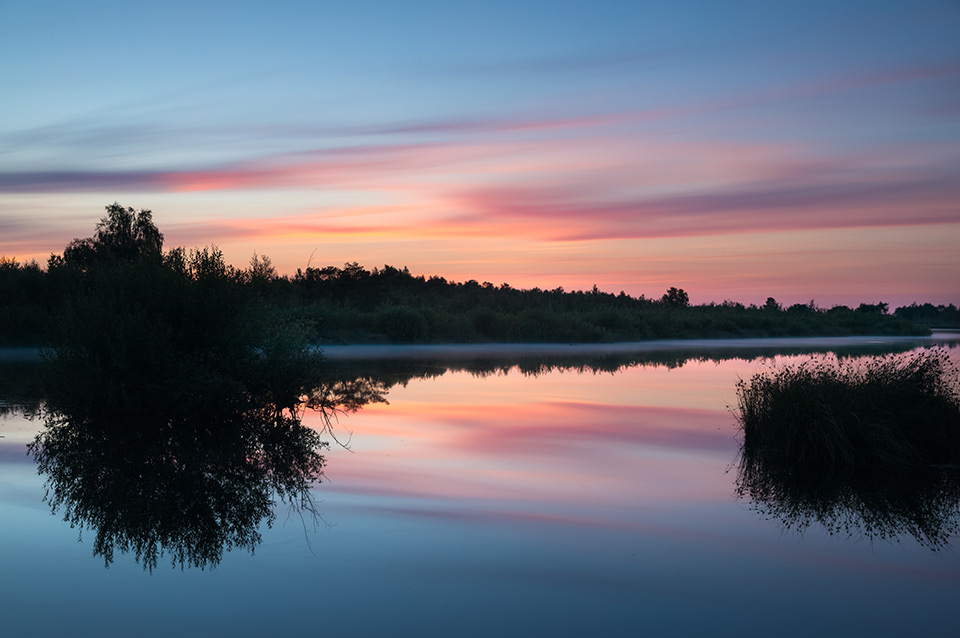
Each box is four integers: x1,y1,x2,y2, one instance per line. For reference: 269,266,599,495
2,336,959,637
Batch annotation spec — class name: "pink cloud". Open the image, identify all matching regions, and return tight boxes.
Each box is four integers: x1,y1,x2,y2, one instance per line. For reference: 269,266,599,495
3,60,957,258
450,168,960,241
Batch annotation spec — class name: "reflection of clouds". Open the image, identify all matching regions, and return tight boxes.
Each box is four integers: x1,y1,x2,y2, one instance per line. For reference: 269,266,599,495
336,502,694,537
318,396,734,508
429,402,734,456
0,444,37,464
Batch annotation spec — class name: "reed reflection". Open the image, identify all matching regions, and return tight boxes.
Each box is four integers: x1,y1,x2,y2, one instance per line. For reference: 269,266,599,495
736,462,960,550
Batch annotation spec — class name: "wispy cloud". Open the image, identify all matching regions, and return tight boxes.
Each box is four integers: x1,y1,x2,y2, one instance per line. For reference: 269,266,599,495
0,142,450,193
451,169,960,241
3,60,957,253
443,401,733,457
163,210,422,248
0,171,166,193
5,132,954,249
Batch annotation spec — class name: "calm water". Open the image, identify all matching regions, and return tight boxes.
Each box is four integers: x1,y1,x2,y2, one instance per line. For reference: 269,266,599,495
2,339,959,637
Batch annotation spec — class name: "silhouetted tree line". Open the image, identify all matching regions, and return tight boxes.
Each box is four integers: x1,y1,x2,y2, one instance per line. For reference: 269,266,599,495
894,302,960,329
1,204,952,346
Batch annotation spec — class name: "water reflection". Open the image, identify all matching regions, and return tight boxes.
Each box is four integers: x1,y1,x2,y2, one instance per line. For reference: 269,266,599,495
4,338,960,636
316,339,946,387
31,404,327,571
3,337,959,570
0,357,42,419
2,339,950,413
25,364,387,572
735,461,960,550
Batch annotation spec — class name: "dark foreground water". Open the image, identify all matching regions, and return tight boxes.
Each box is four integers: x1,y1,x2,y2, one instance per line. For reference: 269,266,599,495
2,337,959,637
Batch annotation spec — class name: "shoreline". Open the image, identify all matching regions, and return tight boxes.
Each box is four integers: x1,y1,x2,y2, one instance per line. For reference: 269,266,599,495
4,332,959,363
318,332,960,360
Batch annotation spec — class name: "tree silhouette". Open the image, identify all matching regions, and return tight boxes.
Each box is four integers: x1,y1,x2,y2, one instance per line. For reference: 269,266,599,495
661,287,690,308
61,203,163,270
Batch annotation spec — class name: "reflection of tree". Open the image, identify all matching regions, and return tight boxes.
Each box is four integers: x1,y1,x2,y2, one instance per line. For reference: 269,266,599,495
0,359,42,419
313,341,938,388
29,373,389,572
307,377,391,413
1,341,940,422
31,407,325,571
736,457,960,550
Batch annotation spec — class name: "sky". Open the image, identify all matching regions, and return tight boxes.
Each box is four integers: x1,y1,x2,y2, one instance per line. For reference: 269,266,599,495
1,0,958,307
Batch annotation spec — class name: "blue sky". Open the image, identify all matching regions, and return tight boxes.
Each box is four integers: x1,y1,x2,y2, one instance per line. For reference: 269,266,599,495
2,0,958,305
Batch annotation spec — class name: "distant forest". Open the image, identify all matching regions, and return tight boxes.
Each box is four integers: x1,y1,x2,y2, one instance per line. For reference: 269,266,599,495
1,205,958,346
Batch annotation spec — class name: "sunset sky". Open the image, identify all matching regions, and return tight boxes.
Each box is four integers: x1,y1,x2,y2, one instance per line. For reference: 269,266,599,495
2,0,958,307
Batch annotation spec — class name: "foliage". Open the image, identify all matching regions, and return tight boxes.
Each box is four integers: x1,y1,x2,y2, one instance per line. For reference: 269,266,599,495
377,305,428,342
282,264,929,344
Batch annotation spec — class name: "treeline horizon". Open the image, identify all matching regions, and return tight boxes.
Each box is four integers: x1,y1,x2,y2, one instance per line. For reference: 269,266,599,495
2,204,959,346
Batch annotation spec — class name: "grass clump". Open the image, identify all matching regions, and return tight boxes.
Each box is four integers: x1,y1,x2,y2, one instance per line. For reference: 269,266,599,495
736,348,960,471
735,348,960,549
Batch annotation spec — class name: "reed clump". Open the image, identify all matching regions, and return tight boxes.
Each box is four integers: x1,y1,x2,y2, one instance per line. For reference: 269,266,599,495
736,348,960,471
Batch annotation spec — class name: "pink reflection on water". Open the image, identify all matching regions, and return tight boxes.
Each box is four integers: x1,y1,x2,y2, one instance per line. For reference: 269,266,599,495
309,360,748,511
